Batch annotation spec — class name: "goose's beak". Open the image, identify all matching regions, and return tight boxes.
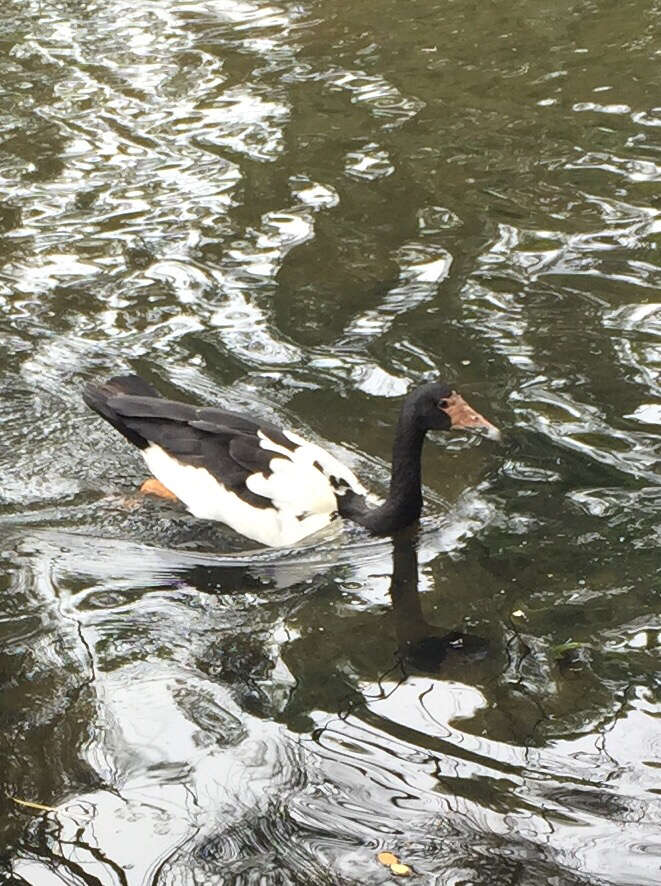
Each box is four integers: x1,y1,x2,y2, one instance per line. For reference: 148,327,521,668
443,393,501,442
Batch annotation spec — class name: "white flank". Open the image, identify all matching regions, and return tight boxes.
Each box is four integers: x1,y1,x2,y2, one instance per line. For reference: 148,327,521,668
259,429,370,497
142,444,335,547
246,455,336,515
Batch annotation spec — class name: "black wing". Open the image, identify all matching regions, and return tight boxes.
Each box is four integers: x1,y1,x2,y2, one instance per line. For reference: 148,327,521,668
84,375,299,509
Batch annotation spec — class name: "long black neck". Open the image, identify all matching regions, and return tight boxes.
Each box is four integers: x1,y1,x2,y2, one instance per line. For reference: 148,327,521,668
339,406,426,534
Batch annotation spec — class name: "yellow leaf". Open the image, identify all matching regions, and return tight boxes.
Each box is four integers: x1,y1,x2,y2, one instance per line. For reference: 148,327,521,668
391,862,412,876
9,796,58,813
377,851,399,866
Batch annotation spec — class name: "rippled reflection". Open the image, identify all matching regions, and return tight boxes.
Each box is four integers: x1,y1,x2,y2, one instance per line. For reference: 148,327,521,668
4,518,659,883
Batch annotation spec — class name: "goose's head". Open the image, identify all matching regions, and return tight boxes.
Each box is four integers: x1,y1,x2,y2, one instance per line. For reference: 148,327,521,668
409,381,501,441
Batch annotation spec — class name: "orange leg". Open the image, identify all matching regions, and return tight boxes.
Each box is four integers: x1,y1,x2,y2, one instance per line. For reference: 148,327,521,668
140,477,179,502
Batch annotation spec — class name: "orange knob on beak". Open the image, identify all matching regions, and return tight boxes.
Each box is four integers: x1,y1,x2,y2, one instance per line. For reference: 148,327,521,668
442,392,501,441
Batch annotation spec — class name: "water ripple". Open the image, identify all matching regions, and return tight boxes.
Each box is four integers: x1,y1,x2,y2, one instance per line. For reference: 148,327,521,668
344,143,394,181
324,67,425,128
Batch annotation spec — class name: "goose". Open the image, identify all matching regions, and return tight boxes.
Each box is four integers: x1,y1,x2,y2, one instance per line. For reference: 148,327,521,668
84,375,499,548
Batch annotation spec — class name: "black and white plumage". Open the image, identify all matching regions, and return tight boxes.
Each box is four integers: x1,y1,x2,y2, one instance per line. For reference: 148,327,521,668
84,375,499,547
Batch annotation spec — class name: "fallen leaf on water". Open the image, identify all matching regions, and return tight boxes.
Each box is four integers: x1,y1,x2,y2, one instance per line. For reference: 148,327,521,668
10,796,59,813
377,851,399,866
9,795,93,824
391,862,412,876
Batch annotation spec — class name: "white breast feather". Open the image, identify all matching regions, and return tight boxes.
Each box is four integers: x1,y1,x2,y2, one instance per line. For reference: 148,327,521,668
142,444,334,547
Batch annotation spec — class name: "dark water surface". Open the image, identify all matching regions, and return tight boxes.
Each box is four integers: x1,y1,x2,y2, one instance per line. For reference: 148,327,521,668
1,0,659,883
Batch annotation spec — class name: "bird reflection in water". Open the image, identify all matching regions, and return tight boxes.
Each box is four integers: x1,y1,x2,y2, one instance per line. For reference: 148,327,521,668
168,527,490,708
389,528,488,675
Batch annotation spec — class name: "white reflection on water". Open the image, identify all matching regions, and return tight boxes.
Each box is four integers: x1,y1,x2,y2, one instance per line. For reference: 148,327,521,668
344,142,394,180
324,67,425,128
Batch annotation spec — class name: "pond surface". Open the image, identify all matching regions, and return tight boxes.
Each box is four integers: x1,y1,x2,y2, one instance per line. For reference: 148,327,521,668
0,0,659,883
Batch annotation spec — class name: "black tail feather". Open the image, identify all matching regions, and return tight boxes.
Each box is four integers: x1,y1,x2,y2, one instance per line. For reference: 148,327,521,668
84,374,161,449
104,375,160,398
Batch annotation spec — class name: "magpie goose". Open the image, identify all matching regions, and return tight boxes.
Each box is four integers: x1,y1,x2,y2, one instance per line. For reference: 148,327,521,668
84,375,499,547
